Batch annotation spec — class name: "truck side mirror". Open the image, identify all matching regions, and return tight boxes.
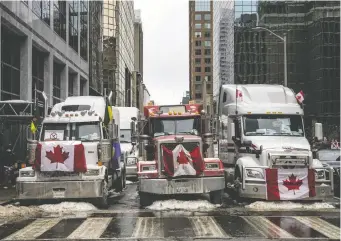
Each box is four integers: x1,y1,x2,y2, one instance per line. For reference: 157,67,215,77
243,140,252,147
229,122,235,139
314,123,323,141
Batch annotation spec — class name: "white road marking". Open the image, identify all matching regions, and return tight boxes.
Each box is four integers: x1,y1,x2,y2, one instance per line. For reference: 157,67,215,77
132,217,163,238
294,216,340,240
189,216,228,238
67,217,112,239
243,216,295,239
3,218,61,240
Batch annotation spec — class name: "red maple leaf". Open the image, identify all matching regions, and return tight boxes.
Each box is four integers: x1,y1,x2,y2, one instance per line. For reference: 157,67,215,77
46,145,69,167
177,150,189,164
283,173,303,194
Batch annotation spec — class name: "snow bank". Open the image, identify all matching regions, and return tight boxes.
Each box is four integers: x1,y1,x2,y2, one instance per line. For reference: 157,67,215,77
146,200,220,211
246,201,335,210
126,180,138,185
39,202,97,213
0,205,42,219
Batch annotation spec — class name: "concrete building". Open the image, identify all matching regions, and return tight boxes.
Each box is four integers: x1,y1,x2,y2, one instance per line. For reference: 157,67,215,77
102,0,135,107
189,0,213,115
134,10,143,110
0,1,103,109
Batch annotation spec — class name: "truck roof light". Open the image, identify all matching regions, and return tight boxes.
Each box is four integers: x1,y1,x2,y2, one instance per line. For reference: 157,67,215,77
70,114,74,117
65,114,69,117
195,111,199,114
81,111,86,116
266,112,271,114
278,112,283,114
168,111,172,115
173,111,176,115
97,161,103,166
75,114,79,117
178,112,182,115
94,113,98,116
51,112,56,117
247,112,251,114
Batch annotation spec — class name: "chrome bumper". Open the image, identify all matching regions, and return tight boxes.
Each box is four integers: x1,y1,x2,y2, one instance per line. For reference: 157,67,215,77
139,177,225,195
126,165,137,178
16,180,105,200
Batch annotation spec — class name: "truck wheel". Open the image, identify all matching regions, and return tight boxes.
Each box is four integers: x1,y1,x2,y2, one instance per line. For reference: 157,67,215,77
209,190,223,205
139,192,154,207
97,180,109,208
115,170,126,192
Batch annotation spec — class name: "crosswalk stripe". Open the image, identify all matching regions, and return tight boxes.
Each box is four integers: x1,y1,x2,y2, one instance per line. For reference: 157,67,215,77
243,216,295,239
67,217,112,239
189,216,228,238
294,216,340,240
132,217,164,238
3,218,61,240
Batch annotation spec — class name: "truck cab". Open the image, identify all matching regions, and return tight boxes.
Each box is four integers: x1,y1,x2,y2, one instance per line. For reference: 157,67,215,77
217,84,334,200
17,95,125,207
137,104,225,207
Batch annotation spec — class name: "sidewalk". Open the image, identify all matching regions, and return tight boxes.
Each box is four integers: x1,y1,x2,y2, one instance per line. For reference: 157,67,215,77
0,185,16,205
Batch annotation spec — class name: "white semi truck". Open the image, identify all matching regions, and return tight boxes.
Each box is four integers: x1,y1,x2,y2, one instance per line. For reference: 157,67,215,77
116,107,140,179
217,84,334,200
16,95,126,207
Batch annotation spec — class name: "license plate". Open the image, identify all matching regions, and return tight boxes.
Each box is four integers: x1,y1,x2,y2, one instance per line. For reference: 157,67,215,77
53,190,65,198
172,180,198,193
175,187,189,193
127,158,136,165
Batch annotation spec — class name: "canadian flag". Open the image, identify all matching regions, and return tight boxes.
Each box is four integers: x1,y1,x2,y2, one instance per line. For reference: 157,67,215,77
34,142,87,172
162,144,205,177
236,89,243,101
296,90,304,104
265,168,316,200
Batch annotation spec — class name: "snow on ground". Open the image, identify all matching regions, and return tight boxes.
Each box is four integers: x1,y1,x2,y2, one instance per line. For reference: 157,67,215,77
39,202,97,214
146,199,220,211
126,180,138,185
246,201,335,210
0,205,42,219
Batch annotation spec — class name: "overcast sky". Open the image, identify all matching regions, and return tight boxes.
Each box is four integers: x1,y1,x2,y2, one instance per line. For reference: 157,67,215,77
134,0,189,105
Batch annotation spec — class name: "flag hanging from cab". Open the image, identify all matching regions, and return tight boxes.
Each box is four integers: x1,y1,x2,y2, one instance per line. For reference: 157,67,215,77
30,105,40,133
104,98,113,126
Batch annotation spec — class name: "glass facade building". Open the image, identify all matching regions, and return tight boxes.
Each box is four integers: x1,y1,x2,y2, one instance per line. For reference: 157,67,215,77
213,1,340,138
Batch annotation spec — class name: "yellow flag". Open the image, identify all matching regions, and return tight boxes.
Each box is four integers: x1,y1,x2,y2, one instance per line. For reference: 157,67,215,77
108,106,113,121
30,121,37,133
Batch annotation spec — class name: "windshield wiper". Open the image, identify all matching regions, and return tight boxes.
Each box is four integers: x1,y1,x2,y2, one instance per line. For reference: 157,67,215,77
272,132,291,136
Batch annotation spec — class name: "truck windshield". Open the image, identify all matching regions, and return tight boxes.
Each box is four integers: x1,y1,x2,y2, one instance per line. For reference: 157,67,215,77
41,123,68,141
120,129,131,143
75,122,101,141
243,115,304,137
152,117,200,137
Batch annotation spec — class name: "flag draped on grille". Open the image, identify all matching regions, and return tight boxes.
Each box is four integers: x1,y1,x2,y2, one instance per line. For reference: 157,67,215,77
162,144,205,177
34,142,87,172
265,168,316,200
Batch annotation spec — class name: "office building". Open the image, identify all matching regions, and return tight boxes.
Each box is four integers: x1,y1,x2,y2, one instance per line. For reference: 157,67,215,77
0,1,103,107
189,0,214,115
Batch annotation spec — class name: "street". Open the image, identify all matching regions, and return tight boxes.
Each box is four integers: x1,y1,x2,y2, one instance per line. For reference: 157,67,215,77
0,182,340,241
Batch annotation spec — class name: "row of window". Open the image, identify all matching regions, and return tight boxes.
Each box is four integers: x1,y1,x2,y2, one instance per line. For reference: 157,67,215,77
194,31,211,38
195,23,211,29
195,49,211,55
195,83,212,91
195,58,211,64
195,75,212,82
195,13,211,21
195,40,211,47
195,67,211,73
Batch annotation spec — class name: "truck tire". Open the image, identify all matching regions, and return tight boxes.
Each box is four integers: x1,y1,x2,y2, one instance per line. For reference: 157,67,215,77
209,190,223,205
115,169,126,192
96,180,109,208
139,192,154,207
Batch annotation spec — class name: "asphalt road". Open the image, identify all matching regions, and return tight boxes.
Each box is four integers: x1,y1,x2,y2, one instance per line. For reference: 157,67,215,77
0,183,340,241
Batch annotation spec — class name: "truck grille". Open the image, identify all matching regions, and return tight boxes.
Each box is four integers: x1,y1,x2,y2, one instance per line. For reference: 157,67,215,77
161,142,200,152
40,171,80,177
271,155,309,169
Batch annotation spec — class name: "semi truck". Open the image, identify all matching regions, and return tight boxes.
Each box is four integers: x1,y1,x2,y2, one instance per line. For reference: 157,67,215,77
16,94,126,207
217,84,334,200
116,107,140,179
137,103,225,207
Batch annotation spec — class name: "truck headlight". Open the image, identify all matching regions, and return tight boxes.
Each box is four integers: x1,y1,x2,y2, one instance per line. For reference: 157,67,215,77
246,169,264,179
20,170,35,177
205,163,219,170
84,169,100,176
315,169,326,180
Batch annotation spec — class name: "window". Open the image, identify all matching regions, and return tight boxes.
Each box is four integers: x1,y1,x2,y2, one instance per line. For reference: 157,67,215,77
53,63,63,105
205,67,211,72
205,75,212,82
32,0,50,26
195,58,201,64
53,1,67,40
204,41,211,47
195,84,201,91
195,32,201,38
204,14,211,20
206,83,211,90
195,93,202,99
223,92,227,102
204,49,211,55
195,14,201,20
204,58,211,64
195,40,201,47
195,23,201,29
204,23,211,29
204,32,210,38
152,118,201,137
68,73,75,96
195,49,201,55
69,1,78,52
32,48,45,101
80,0,88,60
80,77,86,96
195,67,201,72
75,122,101,140
195,76,201,82
195,1,210,11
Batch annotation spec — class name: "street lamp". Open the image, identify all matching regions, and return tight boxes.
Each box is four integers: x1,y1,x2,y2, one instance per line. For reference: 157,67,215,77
252,26,287,87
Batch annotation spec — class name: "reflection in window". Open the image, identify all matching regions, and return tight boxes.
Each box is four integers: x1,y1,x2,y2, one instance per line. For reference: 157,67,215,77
195,1,210,11
32,0,50,26
204,40,211,47
69,1,78,52
53,1,66,40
